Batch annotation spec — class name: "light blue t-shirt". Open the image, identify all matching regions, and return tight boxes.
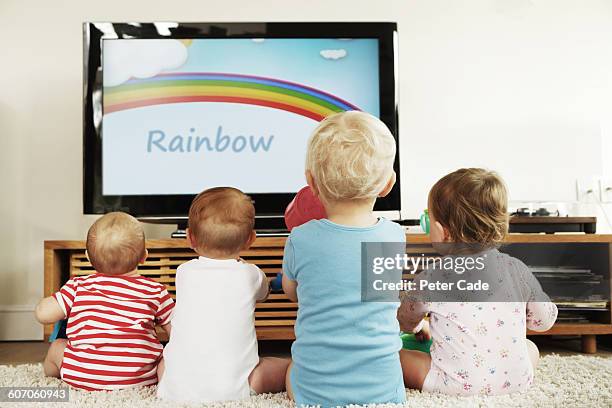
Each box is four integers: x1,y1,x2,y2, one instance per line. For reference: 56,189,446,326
283,218,406,407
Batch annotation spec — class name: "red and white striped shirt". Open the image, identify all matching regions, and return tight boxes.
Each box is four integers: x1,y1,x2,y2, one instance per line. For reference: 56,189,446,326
54,273,174,391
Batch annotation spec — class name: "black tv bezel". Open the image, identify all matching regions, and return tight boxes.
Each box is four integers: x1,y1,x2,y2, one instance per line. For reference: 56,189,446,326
83,22,400,217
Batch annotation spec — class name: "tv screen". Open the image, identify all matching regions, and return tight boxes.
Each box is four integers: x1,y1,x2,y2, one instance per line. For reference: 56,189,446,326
84,23,399,219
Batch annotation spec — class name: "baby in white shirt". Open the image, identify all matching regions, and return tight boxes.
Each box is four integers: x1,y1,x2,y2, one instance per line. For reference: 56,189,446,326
157,187,290,403
398,168,558,396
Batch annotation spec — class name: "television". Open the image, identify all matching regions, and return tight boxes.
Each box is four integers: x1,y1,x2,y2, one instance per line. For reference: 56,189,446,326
83,22,400,229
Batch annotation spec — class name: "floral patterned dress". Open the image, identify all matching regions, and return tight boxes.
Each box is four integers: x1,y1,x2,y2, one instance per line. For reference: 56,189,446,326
398,249,558,396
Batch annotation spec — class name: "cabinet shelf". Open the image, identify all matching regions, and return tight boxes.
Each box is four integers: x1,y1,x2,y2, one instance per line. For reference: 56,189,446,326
44,233,612,353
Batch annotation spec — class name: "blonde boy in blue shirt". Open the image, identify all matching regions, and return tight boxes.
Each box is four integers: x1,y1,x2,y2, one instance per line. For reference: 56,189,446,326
282,111,409,407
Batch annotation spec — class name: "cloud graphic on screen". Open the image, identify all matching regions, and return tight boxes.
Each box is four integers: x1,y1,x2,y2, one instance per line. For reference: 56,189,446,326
320,49,347,60
103,39,188,87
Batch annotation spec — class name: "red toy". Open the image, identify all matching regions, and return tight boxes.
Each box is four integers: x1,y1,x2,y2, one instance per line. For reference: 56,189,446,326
271,186,327,292
284,186,327,231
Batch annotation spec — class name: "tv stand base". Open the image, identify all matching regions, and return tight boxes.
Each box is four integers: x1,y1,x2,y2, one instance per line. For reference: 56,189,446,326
170,216,289,238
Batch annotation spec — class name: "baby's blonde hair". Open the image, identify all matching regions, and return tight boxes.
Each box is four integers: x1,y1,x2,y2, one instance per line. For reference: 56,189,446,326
86,212,146,275
306,111,396,201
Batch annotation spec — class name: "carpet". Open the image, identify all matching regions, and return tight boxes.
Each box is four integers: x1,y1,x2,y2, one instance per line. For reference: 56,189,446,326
0,355,611,408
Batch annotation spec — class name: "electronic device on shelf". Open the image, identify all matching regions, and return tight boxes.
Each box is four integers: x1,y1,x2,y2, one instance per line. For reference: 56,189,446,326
83,22,400,235
508,201,596,234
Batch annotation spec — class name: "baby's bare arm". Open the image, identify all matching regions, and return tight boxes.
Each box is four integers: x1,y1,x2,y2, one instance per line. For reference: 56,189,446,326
35,296,65,324
282,274,298,302
256,270,271,302
397,302,426,333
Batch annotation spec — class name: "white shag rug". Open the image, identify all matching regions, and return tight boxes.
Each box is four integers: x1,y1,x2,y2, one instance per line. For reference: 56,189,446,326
1,355,611,408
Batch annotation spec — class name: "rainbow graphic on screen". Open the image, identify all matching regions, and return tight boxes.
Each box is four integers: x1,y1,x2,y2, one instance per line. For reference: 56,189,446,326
104,73,360,122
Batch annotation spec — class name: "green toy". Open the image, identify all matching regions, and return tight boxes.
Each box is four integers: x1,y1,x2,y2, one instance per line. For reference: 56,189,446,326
420,209,430,234
400,332,432,354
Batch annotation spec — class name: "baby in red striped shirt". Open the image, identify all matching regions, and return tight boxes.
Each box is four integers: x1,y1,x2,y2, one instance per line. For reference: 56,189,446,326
35,212,174,390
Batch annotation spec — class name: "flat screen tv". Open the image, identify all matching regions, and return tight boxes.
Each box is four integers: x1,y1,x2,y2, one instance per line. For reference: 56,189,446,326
83,22,400,226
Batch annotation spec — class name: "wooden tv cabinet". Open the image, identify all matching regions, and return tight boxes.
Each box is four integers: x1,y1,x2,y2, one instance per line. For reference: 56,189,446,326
44,234,612,353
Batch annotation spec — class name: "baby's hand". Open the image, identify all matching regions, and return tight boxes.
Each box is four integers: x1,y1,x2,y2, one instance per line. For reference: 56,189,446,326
414,320,431,342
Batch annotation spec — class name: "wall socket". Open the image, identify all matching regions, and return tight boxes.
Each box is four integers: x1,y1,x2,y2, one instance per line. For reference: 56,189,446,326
601,178,612,203
576,176,612,203
576,177,601,202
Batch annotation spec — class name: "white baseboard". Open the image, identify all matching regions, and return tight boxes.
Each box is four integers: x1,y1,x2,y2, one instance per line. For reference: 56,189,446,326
0,305,43,341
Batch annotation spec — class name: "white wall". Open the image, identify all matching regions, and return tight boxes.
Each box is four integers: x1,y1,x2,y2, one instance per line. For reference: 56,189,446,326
399,0,612,215
1,0,611,339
